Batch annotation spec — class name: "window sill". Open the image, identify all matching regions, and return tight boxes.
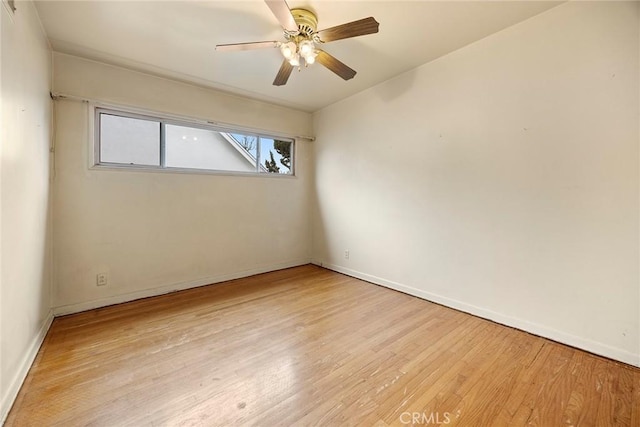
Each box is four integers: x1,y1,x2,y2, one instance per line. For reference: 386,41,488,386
90,164,296,179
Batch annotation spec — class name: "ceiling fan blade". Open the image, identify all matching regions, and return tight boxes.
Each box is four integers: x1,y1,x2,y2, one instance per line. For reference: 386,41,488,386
316,17,379,43
264,0,299,34
215,41,279,52
316,50,356,81
273,59,294,86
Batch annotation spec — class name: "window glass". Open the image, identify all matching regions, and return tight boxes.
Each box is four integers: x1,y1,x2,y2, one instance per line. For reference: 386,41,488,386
100,114,160,166
260,138,293,175
165,125,257,172
230,133,258,165
95,108,293,176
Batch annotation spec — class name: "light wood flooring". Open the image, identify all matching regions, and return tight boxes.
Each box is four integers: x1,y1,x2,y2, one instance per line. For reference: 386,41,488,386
6,265,640,426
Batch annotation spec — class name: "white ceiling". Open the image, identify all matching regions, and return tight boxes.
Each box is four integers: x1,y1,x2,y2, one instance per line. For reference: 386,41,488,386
34,1,562,112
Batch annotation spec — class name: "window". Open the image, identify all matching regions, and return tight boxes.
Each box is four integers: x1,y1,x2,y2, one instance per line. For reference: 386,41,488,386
95,108,294,176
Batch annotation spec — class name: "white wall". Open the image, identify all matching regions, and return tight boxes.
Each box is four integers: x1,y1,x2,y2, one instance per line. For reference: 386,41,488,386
52,54,313,313
0,0,53,421
312,1,640,366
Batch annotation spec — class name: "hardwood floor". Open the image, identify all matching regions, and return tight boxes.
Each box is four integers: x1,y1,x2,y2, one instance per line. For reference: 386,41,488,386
6,265,639,426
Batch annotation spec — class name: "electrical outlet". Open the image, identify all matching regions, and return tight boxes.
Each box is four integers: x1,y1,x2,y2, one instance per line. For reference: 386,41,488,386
344,250,349,260
96,273,108,286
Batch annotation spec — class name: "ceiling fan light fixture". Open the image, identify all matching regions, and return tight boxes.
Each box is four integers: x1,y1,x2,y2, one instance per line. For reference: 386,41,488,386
280,41,296,59
304,49,317,65
299,39,314,56
289,53,301,67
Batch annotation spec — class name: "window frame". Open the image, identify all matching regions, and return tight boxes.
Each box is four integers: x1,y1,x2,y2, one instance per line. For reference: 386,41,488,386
93,106,296,177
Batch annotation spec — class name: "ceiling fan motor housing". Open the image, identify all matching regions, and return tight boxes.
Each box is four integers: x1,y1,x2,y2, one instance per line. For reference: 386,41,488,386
289,9,318,37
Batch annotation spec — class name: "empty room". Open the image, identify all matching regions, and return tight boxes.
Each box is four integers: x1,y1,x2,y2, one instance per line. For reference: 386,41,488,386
1,0,639,425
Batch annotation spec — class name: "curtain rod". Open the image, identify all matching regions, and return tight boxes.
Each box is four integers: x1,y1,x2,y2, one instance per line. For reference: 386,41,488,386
49,92,316,142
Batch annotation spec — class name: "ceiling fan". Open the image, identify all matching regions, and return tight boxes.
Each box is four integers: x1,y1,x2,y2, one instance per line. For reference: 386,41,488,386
215,0,379,86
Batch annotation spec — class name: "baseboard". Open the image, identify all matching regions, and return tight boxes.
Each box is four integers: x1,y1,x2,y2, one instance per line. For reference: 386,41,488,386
54,259,312,316
313,260,640,368
1,309,54,425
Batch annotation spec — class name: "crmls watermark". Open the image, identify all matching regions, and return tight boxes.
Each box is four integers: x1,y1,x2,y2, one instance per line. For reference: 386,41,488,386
399,411,451,425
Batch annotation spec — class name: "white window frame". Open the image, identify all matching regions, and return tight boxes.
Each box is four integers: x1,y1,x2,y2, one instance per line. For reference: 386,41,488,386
93,106,295,177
